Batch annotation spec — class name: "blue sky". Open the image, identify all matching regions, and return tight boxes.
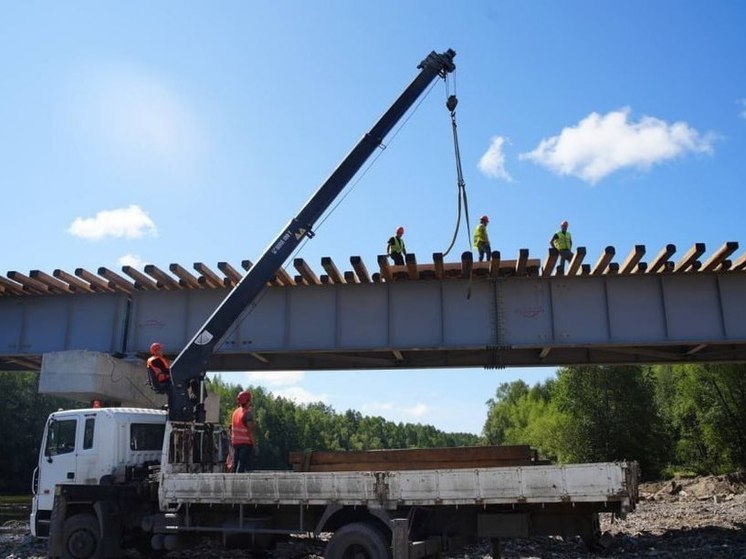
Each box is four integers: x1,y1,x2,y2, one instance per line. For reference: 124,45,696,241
2,1,745,434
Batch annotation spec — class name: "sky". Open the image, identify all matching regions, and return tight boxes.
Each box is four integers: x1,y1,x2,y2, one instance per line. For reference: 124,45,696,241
2,1,745,435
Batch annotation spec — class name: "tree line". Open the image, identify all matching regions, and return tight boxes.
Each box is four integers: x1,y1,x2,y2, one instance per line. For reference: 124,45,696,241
1,363,744,492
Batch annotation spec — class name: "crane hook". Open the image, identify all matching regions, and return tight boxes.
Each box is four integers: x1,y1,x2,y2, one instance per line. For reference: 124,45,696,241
446,94,458,113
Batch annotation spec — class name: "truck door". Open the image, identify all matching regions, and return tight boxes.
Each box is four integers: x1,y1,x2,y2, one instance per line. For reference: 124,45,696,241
34,415,79,515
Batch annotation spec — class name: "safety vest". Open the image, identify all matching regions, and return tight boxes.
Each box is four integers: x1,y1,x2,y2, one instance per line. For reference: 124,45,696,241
554,231,572,250
473,223,489,247
388,236,405,255
231,407,255,445
146,356,171,392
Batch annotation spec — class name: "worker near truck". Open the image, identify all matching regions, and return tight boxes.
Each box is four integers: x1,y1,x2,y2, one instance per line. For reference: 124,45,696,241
387,226,407,265
231,390,257,472
473,215,491,262
550,220,573,271
146,342,171,394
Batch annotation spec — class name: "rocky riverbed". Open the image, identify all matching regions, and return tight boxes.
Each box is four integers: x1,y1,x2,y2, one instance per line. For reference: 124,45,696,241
3,473,746,558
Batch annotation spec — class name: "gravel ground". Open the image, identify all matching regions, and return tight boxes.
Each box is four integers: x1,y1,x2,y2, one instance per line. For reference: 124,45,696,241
3,473,746,558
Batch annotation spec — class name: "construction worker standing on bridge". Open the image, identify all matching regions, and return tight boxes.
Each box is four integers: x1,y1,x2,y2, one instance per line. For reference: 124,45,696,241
231,390,258,473
387,226,407,265
551,220,573,272
473,215,491,262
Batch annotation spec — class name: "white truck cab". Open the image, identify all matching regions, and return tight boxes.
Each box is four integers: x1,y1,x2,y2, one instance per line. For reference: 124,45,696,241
31,407,166,538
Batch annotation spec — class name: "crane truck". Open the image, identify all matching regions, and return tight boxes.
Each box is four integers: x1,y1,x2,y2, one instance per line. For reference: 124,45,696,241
31,49,640,559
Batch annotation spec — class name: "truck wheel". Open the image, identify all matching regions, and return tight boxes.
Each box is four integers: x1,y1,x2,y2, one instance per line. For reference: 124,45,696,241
325,522,391,559
62,513,101,559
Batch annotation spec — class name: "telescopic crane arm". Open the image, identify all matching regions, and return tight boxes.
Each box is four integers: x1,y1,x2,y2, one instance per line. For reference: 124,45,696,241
167,49,456,421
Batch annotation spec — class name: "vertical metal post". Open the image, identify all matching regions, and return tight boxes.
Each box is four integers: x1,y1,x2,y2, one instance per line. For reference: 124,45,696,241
392,518,409,559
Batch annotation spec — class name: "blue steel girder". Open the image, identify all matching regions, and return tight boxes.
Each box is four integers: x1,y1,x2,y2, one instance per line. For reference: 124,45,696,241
2,272,744,371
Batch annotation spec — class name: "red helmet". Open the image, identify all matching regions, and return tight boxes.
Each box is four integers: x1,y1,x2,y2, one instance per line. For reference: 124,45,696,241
561,220,569,228
396,226,404,235
150,342,163,356
237,390,252,406
480,215,489,223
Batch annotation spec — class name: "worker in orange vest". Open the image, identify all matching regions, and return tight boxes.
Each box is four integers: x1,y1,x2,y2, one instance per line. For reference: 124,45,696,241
231,390,257,473
146,342,171,394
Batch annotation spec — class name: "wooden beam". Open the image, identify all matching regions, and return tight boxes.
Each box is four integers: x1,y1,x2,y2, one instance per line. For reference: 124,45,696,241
53,269,95,293
294,258,320,285
604,262,620,275
240,259,253,272
7,271,48,294
674,242,706,273
620,245,646,274
343,271,359,284
648,244,676,273
488,251,501,278
218,262,243,286
321,257,346,284
30,270,75,293
273,267,296,286
719,259,732,272
194,262,224,288
98,267,135,293
350,256,371,283
144,264,180,290
702,241,739,272
405,253,418,280
169,263,201,289
543,248,559,277
634,262,648,274
0,276,25,295
592,246,615,275
75,268,115,292
122,266,158,290
732,251,746,271
461,251,473,279
377,254,393,282
432,253,445,280
515,249,529,276
567,246,586,276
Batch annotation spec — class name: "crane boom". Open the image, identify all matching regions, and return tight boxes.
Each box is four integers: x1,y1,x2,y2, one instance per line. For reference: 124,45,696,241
168,49,456,421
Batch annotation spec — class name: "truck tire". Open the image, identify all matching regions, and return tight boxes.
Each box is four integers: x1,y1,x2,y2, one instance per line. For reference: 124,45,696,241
325,522,392,559
61,513,102,559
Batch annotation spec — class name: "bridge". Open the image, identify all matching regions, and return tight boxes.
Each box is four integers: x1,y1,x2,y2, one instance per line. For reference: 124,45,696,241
2,242,744,379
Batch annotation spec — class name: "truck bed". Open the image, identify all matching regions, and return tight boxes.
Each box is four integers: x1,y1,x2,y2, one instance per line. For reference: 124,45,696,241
160,461,638,512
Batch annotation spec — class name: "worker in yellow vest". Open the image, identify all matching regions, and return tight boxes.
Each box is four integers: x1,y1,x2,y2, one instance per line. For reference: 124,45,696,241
550,220,573,271
473,215,491,262
387,226,407,265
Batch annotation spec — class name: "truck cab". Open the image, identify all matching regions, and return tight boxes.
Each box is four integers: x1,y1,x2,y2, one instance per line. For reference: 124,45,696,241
31,407,166,538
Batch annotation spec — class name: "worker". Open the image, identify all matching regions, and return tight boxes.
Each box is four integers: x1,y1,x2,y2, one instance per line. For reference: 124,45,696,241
146,342,171,394
473,215,491,262
387,226,407,265
231,390,257,473
550,220,573,271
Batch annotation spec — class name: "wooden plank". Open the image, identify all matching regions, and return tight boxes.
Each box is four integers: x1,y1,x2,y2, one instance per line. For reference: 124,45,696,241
515,249,529,276
0,276,25,296
350,256,371,283
144,264,180,290
194,262,224,288
405,253,418,280
122,266,158,290
7,271,49,294
732,251,746,271
604,262,620,275
461,251,473,279
273,267,296,286
218,262,243,286
321,257,345,284
75,268,115,292
432,252,445,280
674,242,706,273
343,271,359,284
53,269,95,293
289,445,538,471
543,248,559,277
98,267,135,293
30,270,75,293
620,245,646,274
592,246,615,275
567,246,586,276
169,264,201,289
702,241,739,272
377,254,393,282
648,244,676,274
240,260,253,272
489,251,501,278
294,258,320,285
634,261,648,274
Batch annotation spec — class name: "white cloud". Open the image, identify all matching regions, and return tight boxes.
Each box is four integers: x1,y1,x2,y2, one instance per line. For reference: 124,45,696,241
272,386,328,405
118,253,146,268
403,402,429,418
477,136,513,181
67,205,157,240
245,371,306,387
520,108,715,184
